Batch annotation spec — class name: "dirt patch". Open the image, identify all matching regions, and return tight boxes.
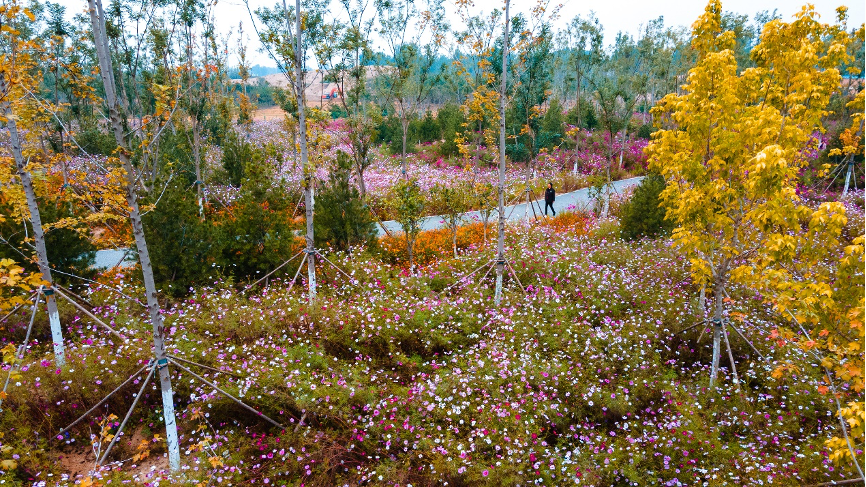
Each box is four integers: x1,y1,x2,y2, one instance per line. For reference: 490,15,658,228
56,428,170,482
252,106,286,121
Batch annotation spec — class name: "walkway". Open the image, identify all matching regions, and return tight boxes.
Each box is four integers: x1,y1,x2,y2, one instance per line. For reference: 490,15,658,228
94,176,644,268
376,176,643,237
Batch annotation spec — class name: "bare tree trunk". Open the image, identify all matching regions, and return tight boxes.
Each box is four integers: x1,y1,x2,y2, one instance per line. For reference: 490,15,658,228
401,115,409,177
709,280,724,388
452,226,458,258
0,73,66,367
601,165,611,218
87,0,179,470
407,234,415,275
842,157,853,196
193,121,204,218
293,0,316,300
494,0,510,306
573,71,580,175
698,286,706,315
618,128,626,170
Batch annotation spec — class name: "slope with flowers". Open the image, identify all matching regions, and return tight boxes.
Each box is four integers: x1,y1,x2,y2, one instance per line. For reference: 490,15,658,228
1,197,863,486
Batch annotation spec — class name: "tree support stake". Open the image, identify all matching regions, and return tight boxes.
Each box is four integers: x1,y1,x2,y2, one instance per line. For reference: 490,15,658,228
169,359,284,430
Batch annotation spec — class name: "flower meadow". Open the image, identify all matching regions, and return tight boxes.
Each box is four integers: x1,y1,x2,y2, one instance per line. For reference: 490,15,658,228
1,203,861,486
203,120,643,218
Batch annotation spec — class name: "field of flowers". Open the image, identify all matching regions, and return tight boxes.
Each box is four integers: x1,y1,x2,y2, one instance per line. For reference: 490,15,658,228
1,200,861,486
207,120,646,218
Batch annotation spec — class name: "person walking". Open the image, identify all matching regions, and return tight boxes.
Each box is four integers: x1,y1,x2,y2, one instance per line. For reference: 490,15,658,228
544,182,556,216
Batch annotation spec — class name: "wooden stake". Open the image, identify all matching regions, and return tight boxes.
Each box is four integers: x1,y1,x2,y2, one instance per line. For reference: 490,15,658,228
97,364,155,465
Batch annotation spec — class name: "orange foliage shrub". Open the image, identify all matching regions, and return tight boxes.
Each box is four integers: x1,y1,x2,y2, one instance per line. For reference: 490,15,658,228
380,213,593,267
538,211,592,235
380,222,490,266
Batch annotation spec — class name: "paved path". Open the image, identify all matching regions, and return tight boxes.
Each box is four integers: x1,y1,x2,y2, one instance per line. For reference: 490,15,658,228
95,176,644,268
376,176,643,237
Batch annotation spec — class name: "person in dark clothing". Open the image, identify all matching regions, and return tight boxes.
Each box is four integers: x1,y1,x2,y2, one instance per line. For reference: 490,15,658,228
544,183,556,216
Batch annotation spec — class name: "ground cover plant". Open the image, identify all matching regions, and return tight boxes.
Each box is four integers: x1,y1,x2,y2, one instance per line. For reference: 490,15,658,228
0,0,863,485
0,208,862,486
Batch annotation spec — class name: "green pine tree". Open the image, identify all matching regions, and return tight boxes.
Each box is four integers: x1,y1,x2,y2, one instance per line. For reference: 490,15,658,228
314,151,377,252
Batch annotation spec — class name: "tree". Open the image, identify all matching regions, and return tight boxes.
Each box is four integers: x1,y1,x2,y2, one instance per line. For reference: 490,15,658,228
559,13,603,174
647,1,852,394
430,182,468,258
314,151,377,252
237,21,256,127
255,0,329,300
451,6,502,172
388,178,426,274
1,1,67,366
494,0,511,306
507,18,553,165
313,0,378,198
375,0,447,176
590,30,649,216
87,0,182,469
747,21,864,470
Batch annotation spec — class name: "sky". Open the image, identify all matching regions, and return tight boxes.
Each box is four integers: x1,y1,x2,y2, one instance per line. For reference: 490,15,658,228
57,0,865,67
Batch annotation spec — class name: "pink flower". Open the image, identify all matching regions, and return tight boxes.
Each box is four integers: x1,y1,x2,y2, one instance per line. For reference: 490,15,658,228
482,469,489,477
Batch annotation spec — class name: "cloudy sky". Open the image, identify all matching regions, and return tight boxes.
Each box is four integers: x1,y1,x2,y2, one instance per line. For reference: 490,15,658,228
57,0,865,67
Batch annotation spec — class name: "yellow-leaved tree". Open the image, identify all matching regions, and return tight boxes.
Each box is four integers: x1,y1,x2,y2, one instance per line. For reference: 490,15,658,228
748,22,865,471
647,0,864,474
646,0,847,382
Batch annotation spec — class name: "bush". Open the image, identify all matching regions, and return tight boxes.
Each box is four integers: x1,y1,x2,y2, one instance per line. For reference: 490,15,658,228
0,196,96,289
538,210,591,234
314,151,377,252
637,123,653,139
416,110,440,144
537,98,565,150
566,97,599,130
219,156,304,281
221,131,255,187
142,182,224,296
380,222,487,267
435,103,463,158
74,122,117,155
619,173,673,241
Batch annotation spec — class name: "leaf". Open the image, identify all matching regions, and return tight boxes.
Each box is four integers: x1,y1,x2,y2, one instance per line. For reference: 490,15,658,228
0,459,17,470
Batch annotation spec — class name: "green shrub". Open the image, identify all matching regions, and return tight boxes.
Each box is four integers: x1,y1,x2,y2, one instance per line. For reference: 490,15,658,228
435,103,463,157
637,123,653,139
314,151,377,252
220,131,257,187
537,97,565,150
142,182,224,296
566,97,599,130
73,122,117,155
220,156,302,281
619,172,673,241
0,197,96,288
416,110,440,143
